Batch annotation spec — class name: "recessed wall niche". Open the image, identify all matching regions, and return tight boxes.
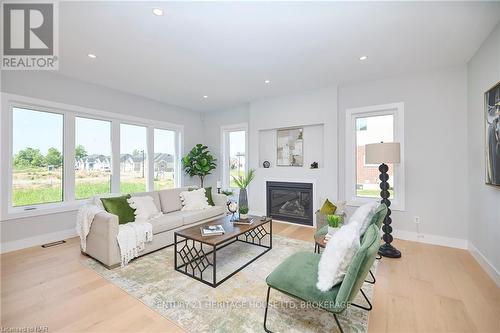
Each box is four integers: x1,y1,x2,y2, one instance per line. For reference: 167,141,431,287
258,124,324,168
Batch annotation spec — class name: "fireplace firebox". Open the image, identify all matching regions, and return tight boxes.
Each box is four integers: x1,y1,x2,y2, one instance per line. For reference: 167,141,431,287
266,181,313,226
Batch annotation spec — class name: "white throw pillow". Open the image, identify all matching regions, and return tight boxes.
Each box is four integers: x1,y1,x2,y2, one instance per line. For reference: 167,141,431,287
180,188,210,211
347,201,379,236
316,222,360,292
127,196,161,221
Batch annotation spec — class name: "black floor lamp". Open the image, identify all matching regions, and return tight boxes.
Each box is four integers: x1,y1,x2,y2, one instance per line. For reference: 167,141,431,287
365,142,402,258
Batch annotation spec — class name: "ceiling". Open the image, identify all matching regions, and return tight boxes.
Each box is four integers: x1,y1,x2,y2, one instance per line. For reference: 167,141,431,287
58,1,500,112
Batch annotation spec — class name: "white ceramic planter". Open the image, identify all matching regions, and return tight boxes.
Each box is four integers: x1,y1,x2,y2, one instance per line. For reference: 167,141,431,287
240,213,248,220
328,226,340,235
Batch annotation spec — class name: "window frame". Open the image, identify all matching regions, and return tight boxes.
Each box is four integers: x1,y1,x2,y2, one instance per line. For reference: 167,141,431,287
345,102,405,211
152,127,179,191
221,123,248,190
1,93,184,220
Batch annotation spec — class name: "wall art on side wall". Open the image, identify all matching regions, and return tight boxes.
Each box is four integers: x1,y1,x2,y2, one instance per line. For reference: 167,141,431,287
485,81,500,187
277,127,303,166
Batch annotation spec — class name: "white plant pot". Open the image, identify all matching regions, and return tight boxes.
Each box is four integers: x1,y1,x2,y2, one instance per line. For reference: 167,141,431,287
328,226,340,235
240,213,248,220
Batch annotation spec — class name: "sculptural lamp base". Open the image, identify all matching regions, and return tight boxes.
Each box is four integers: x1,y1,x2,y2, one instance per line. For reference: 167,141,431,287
378,243,401,258
377,163,402,259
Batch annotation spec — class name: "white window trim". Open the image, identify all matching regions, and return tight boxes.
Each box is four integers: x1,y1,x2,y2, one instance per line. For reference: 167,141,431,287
221,123,248,190
1,93,184,220
345,102,405,211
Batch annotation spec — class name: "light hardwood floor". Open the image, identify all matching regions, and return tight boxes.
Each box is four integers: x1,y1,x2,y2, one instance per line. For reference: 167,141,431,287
1,221,499,333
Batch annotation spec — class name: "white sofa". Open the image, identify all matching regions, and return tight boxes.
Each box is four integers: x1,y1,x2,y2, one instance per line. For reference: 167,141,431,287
83,187,227,268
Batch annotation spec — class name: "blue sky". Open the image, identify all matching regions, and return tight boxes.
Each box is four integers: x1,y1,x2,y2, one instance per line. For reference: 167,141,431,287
13,108,176,156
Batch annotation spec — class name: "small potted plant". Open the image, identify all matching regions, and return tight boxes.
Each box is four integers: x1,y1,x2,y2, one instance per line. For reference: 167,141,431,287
239,206,249,220
326,214,343,235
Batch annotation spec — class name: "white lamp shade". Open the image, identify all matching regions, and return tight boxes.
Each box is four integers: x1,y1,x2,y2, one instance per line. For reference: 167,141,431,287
365,142,401,164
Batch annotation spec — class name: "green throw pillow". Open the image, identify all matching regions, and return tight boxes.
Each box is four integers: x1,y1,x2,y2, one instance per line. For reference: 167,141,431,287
319,199,337,215
100,194,136,224
188,187,215,206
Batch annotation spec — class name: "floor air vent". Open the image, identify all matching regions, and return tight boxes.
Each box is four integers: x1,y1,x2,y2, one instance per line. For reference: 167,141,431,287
41,240,66,248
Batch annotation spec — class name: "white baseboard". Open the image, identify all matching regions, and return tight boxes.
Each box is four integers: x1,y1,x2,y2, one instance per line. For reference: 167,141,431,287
392,229,468,249
0,228,77,254
468,242,500,288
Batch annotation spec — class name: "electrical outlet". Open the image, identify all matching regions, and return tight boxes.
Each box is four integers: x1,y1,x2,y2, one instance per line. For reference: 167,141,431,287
414,216,420,224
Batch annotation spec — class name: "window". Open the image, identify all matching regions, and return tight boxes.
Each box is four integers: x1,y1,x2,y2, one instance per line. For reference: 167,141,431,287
12,108,64,207
120,124,147,193
222,124,248,189
356,115,394,197
3,94,183,218
345,103,405,210
154,128,176,190
75,117,112,199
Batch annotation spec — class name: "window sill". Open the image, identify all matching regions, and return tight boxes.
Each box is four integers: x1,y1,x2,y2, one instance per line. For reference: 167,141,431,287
347,197,405,212
3,200,90,221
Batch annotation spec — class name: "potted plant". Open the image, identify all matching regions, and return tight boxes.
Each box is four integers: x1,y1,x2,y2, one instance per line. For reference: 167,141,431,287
232,169,255,215
181,144,217,187
326,214,343,235
239,206,249,220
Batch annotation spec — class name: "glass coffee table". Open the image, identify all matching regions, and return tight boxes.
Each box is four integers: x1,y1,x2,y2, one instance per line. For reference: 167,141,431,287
174,215,272,288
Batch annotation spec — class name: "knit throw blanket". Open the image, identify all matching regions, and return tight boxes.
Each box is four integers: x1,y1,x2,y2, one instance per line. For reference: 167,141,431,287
116,221,153,267
76,204,104,252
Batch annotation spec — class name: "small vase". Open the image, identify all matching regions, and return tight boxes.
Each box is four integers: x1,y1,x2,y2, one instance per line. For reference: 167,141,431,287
238,188,248,211
328,226,339,236
240,213,248,220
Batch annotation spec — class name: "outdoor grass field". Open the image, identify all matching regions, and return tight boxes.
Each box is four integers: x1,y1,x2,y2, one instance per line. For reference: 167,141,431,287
12,167,174,207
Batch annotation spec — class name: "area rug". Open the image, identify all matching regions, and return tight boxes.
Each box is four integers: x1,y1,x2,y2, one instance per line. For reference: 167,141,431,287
82,235,377,333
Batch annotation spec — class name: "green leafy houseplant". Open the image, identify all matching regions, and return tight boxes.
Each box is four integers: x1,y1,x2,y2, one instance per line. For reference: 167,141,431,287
232,169,255,213
327,214,343,228
239,207,249,214
232,169,255,189
221,189,234,196
181,144,217,187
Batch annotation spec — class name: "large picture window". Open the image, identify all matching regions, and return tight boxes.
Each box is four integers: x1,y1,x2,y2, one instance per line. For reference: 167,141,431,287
3,94,183,218
154,128,176,190
120,124,147,193
345,103,405,210
75,117,112,199
12,108,64,207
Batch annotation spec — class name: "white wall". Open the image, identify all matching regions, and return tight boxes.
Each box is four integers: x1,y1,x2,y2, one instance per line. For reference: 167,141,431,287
201,104,249,188
0,71,204,250
247,86,338,222
338,66,469,245
467,23,500,277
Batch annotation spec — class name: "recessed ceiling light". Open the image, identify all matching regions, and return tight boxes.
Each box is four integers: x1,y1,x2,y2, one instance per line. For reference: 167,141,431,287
203,95,208,99
87,53,97,59
264,80,271,84
359,55,368,61
152,8,164,16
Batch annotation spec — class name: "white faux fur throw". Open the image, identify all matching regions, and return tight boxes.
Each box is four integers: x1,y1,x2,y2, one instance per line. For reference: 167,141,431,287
316,222,360,292
116,221,153,267
76,204,104,252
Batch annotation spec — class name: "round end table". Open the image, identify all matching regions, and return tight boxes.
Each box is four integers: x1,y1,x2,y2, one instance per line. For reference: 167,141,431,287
314,233,327,254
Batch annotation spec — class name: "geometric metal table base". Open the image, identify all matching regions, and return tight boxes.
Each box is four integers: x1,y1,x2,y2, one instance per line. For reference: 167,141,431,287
175,221,272,288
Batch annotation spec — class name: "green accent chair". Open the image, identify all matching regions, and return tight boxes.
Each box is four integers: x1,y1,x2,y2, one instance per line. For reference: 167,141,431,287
314,204,386,284
263,204,387,333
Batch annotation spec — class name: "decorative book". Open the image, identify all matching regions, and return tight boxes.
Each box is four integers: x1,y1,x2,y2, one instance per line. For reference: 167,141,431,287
232,218,254,225
200,225,225,236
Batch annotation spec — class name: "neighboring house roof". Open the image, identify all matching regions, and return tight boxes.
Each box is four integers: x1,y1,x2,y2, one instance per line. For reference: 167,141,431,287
154,153,173,163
